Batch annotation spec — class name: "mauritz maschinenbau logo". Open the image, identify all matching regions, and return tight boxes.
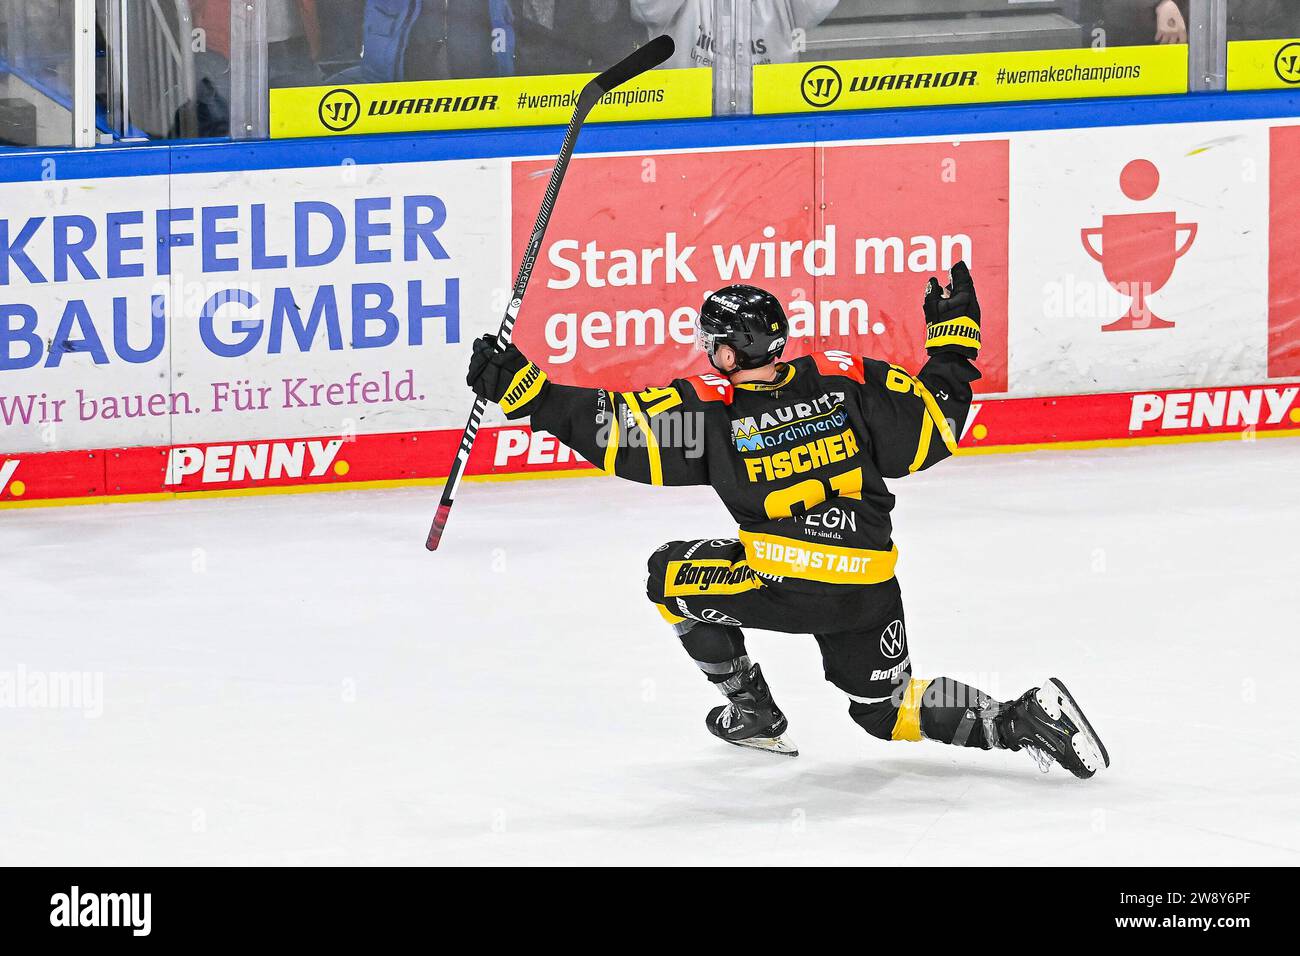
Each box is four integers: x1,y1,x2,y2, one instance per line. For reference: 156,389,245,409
50,886,151,936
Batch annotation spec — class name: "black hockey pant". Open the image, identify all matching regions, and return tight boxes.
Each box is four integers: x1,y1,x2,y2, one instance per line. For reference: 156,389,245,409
647,538,1003,747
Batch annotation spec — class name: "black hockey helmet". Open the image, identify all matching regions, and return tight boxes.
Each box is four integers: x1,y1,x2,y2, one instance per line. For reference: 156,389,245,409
696,285,789,373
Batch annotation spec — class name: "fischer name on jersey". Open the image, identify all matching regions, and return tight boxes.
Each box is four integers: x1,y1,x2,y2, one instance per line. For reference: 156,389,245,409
530,349,979,592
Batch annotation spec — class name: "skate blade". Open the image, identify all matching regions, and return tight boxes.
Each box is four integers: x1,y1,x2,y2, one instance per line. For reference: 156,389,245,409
1041,678,1110,778
722,733,799,757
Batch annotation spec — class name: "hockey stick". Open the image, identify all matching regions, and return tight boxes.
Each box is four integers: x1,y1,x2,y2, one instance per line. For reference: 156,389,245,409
425,35,675,551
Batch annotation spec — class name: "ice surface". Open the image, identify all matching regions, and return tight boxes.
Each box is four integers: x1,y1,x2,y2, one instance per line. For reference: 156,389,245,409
2,439,1299,865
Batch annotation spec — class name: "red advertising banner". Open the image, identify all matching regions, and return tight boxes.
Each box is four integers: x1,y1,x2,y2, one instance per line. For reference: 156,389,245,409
818,140,1009,392
5,382,1296,507
0,425,590,505
511,140,1009,393
1270,125,1300,378
963,382,1300,448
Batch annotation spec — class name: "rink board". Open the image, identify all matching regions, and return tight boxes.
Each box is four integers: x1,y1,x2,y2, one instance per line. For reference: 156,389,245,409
4,382,1298,506
4,91,1300,507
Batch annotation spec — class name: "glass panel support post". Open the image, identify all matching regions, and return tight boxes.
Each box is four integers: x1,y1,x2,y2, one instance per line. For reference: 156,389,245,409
230,0,269,139
713,0,754,115
73,0,96,146
1189,0,1228,91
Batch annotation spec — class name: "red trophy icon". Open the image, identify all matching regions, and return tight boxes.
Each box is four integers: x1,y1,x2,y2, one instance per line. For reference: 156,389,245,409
1081,159,1197,331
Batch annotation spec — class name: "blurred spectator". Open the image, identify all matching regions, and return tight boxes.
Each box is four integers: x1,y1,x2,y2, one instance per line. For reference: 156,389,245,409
327,1,514,84
268,0,323,88
1098,1,1188,47
0,0,74,146
1152,0,1189,43
1228,0,1300,40
514,1,643,76
632,0,838,69
312,0,366,75
190,0,233,136
192,1,322,90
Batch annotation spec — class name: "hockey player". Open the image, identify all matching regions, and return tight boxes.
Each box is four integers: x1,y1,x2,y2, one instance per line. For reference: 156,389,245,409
466,263,1109,778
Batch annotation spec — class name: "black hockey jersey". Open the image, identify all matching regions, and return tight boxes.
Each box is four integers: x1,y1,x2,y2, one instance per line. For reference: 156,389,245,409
529,349,980,591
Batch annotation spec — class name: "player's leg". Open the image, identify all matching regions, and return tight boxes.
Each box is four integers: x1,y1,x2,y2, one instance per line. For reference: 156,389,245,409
816,612,1006,750
646,539,797,755
814,580,1109,778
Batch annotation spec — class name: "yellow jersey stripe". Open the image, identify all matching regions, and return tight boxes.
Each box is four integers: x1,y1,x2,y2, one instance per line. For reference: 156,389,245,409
739,530,898,585
621,391,663,486
909,408,934,474
602,391,621,475
655,603,687,625
908,373,958,454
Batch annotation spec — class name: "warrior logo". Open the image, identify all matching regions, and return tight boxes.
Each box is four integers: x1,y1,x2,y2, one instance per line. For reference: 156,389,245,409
880,619,905,659
318,88,361,132
503,364,545,409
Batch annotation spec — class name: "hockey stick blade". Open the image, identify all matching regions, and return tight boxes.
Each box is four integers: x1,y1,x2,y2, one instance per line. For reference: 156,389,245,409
424,36,673,553
425,503,452,551
591,35,674,95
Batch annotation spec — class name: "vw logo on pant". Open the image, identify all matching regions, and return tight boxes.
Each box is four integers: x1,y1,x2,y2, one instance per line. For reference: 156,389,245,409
880,619,905,659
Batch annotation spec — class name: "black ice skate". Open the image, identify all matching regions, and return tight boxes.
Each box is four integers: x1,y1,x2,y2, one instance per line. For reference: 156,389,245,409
996,678,1110,779
707,662,798,757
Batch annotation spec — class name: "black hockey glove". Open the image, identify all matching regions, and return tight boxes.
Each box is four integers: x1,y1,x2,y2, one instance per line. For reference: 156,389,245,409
923,260,982,359
466,334,549,419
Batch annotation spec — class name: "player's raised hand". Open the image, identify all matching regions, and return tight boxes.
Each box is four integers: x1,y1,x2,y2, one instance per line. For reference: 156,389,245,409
923,261,982,359
466,334,549,418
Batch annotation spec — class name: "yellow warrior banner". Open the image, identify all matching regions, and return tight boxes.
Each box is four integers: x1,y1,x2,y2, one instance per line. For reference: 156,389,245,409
754,45,1187,115
1227,38,1300,90
271,68,711,138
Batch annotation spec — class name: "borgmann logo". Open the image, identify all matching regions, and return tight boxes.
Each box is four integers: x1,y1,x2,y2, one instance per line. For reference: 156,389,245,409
672,562,751,592
50,886,151,937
